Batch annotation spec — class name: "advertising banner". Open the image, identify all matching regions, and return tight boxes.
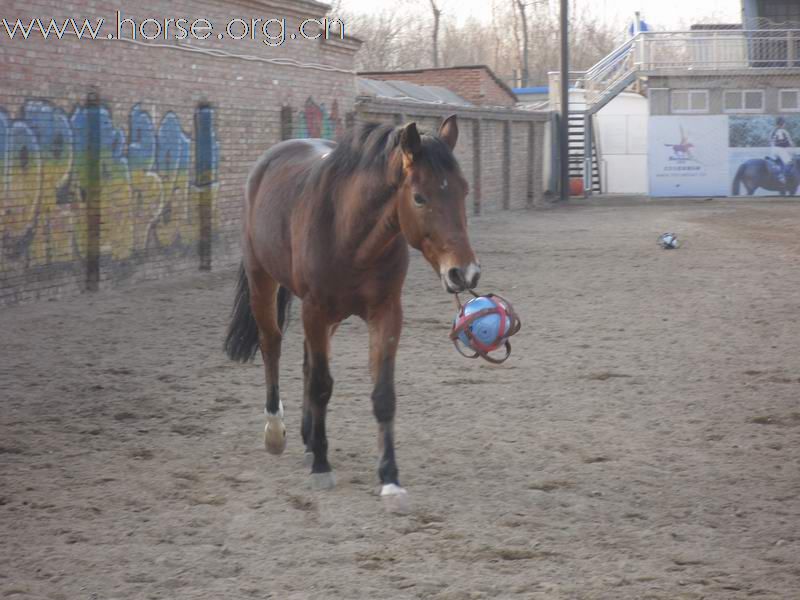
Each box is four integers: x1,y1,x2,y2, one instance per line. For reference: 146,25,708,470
648,116,729,197
648,115,800,197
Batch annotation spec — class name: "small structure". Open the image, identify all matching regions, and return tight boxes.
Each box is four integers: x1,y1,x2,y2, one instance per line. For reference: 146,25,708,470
513,86,550,110
356,75,549,214
359,65,518,108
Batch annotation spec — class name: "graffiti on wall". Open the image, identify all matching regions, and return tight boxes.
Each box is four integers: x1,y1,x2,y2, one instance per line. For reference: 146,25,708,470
292,97,344,140
0,100,219,275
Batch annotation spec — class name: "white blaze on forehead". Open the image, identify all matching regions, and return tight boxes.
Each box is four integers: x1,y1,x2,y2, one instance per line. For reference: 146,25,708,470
440,178,448,190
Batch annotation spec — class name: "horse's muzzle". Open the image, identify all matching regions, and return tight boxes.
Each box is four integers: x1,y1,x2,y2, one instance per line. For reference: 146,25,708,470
442,262,481,293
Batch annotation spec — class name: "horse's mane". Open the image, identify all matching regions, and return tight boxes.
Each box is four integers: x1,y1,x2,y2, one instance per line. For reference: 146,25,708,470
318,121,458,190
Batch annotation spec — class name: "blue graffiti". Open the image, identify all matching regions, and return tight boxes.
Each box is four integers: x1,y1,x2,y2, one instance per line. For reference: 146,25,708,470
128,104,156,172
21,101,73,165
195,106,219,185
69,105,127,163
156,112,191,176
1,99,220,271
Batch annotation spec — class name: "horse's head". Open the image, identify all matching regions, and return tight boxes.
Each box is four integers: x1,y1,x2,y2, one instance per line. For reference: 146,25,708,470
394,116,480,293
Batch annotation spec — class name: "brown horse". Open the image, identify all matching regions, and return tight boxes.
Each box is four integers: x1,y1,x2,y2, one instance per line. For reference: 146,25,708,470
224,116,479,511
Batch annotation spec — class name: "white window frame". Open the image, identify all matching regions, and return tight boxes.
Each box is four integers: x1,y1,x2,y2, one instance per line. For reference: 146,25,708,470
671,89,709,114
723,89,765,113
779,89,800,112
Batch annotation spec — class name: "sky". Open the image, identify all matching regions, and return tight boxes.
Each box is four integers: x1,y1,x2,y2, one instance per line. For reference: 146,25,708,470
337,0,742,31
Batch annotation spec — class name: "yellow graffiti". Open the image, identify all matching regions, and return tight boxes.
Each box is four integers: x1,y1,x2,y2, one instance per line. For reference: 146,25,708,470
3,124,42,255
0,101,219,277
102,159,134,262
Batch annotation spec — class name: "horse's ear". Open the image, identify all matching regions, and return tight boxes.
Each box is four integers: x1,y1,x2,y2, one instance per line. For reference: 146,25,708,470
438,114,458,150
400,122,422,162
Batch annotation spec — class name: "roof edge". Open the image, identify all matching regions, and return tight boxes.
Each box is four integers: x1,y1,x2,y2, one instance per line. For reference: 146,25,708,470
358,65,517,102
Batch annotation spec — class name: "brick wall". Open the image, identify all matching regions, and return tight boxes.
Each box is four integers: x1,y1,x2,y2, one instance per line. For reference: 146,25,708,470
510,123,531,210
359,66,518,108
0,0,358,305
0,1,550,306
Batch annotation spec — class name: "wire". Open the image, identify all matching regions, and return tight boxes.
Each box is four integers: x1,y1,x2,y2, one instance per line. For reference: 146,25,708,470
58,30,356,74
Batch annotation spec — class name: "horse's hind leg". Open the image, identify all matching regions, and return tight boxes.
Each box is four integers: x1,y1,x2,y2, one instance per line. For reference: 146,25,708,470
301,321,341,466
301,303,336,490
247,267,286,455
368,298,409,513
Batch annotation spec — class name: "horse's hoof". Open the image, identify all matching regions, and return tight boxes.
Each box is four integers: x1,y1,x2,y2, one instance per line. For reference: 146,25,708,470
303,451,314,468
264,417,286,455
380,484,410,514
309,471,337,491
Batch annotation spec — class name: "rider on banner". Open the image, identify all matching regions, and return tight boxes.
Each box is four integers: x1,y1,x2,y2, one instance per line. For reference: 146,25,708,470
770,117,795,186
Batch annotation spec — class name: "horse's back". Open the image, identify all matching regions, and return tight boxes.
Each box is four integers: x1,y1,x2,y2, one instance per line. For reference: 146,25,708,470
246,138,336,205
244,138,337,290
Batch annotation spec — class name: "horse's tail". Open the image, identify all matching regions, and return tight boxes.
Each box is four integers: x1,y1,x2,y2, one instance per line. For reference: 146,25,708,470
224,263,293,363
276,286,293,333
224,264,260,362
732,164,745,196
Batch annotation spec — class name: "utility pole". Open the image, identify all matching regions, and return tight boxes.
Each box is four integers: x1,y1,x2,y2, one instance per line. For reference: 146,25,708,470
559,0,569,201
515,0,530,87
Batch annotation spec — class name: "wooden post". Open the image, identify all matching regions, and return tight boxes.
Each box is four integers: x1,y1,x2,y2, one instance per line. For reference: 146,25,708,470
85,91,101,292
472,119,482,216
280,105,293,141
502,121,511,209
195,103,215,271
583,113,593,198
559,0,570,201
526,121,535,208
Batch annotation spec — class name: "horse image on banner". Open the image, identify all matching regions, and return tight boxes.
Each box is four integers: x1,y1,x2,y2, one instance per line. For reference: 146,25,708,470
730,115,800,196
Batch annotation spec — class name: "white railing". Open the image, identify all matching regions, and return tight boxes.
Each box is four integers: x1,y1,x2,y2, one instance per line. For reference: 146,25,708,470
636,29,800,71
549,37,637,112
549,29,800,112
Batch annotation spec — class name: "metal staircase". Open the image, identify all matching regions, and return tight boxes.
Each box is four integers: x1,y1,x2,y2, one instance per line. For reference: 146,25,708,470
549,37,638,116
568,113,600,193
549,36,640,195
548,28,800,195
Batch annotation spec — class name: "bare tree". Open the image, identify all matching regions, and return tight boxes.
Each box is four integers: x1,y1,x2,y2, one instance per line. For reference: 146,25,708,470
430,0,442,67
338,0,623,85
514,0,531,87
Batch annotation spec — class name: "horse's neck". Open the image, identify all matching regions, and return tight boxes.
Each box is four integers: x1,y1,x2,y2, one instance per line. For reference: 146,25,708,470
336,177,401,266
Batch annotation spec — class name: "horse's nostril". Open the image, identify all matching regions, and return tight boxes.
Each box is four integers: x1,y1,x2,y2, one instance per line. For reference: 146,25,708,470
470,270,481,288
447,267,466,289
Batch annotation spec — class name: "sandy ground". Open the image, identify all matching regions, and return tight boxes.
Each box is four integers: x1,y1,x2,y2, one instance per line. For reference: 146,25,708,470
1,197,800,600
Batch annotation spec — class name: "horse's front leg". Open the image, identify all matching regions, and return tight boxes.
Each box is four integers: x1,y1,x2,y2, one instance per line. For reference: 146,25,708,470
368,299,409,513
301,303,336,490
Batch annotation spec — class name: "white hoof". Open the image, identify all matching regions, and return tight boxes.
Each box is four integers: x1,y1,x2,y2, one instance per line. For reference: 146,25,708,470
380,484,410,514
303,451,314,468
309,471,337,491
264,416,286,455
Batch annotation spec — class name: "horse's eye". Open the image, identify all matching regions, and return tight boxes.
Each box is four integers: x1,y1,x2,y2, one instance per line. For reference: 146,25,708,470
413,193,427,207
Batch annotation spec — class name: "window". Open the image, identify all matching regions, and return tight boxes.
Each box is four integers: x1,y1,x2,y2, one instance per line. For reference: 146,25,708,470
758,0,800,25
723,90,765,113
779,89,800,112
671,90,708,114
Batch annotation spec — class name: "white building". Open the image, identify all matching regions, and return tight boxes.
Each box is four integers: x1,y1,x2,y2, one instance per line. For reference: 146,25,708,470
546,1,800,197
